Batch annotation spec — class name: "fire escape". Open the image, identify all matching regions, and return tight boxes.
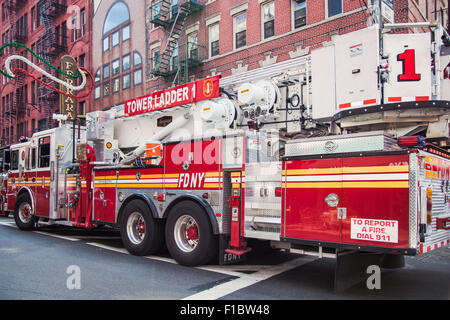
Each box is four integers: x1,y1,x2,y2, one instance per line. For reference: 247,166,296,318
2,0,28,145
36,0,67,130
148,0,205,86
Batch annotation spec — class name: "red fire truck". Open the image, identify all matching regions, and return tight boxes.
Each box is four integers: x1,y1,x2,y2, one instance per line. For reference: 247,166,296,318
1,25,449,289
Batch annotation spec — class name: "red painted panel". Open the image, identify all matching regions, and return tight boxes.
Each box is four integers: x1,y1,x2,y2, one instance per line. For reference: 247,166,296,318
164,139,222,190
93,170,116,223
340,154,411,249
283,153,412,249
283,158,343,242
34,171,51,217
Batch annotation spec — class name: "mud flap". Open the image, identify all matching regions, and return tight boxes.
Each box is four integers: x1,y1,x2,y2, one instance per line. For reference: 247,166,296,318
334,250,405,293
219,235,248,265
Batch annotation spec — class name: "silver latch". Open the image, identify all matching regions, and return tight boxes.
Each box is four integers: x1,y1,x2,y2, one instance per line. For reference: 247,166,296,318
337,207,347,219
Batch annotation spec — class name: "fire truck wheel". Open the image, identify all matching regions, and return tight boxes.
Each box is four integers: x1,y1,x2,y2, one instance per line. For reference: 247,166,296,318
120,199,164,256
165,201,218,266
14,193,37,231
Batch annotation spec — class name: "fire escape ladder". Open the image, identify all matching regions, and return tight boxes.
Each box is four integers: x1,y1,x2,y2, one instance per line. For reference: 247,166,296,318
36,0,66,129
149,1,205,84
156,9,188,75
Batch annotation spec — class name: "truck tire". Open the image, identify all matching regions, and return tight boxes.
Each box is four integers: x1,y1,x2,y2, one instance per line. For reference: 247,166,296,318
120,199,164,256
14,193,37,231
165,201,218,266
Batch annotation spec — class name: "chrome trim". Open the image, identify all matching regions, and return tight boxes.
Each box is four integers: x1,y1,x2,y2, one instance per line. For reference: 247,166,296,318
409,152,418,249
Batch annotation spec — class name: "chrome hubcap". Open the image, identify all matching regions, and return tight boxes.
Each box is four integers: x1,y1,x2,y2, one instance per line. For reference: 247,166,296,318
174,215,199,253
18,202,33,224
126,212,146,245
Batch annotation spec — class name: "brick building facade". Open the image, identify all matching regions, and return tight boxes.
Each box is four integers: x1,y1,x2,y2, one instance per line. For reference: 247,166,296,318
0,0,93,147
145,0,448,92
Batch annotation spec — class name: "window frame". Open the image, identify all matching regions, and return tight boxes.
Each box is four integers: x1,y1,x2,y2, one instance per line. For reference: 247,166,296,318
133,69,143,86
292,0,307,30
209,23,219,58
233,12,247,50
327,0,343,18
122,73,131,90
112,59,120,76
261,1,275,40
103,37,110,52
38,137,50,169
122,54,131,72
112,30,120,47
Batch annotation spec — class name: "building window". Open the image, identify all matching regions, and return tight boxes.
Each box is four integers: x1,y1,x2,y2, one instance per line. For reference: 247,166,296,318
103,37,109,52
152,1,161,29
171,44,179,70
134,69,142,86
234,12,246,49
81,9,86,37
62,22,67,46
79,54,86,67
112,30,120,47
94,86,101,99
31,6,36,31
188,32,198,59
209,23,219,57
122,54,131,71
103,81,110,97
152,49,160,69
328,0,342,18
72,14,78,42
112,77,120,92
123,25,130,41
112,59,120,75
103,1,130,34
123,73,131,89
103,64,110,79
134,51,142,66
94,69,101,82
293,0,306,28
262,1,275,39
79,101,86,116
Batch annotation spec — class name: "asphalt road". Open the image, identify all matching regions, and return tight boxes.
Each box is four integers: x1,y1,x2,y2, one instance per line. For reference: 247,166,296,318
0,215,449,300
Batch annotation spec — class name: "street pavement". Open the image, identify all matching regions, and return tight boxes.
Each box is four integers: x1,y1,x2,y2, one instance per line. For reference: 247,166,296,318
0,215,449,300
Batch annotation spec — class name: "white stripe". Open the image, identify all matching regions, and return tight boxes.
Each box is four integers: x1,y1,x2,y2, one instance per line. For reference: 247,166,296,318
205,177,223,183
33,231,79,242
0,222,17,228
286,173,409,182
182,256,316,300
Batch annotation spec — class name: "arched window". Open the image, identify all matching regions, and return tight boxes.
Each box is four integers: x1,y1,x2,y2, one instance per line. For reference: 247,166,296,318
103,1,130,34
133,51,142,66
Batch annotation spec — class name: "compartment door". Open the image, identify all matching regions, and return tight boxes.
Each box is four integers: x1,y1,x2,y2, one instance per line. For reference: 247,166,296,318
283,158,343,243
340,154,411,248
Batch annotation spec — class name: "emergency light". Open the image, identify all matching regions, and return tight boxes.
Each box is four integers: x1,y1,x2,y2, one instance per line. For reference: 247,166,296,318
397,136,426,147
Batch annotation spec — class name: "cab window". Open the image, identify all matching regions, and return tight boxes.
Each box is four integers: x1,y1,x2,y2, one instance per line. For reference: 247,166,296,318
11,150,19,171
31,148,36,169
38,136,51,168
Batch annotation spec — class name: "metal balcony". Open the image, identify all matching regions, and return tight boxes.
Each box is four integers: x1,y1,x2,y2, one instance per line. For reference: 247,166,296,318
5,0,28,12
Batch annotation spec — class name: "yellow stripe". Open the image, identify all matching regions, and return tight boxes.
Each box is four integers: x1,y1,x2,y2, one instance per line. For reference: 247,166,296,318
164,173,180,178
285,165,409,175
205,172,220,177
164,183,178,188
285,181,409,188
203,183,220,188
